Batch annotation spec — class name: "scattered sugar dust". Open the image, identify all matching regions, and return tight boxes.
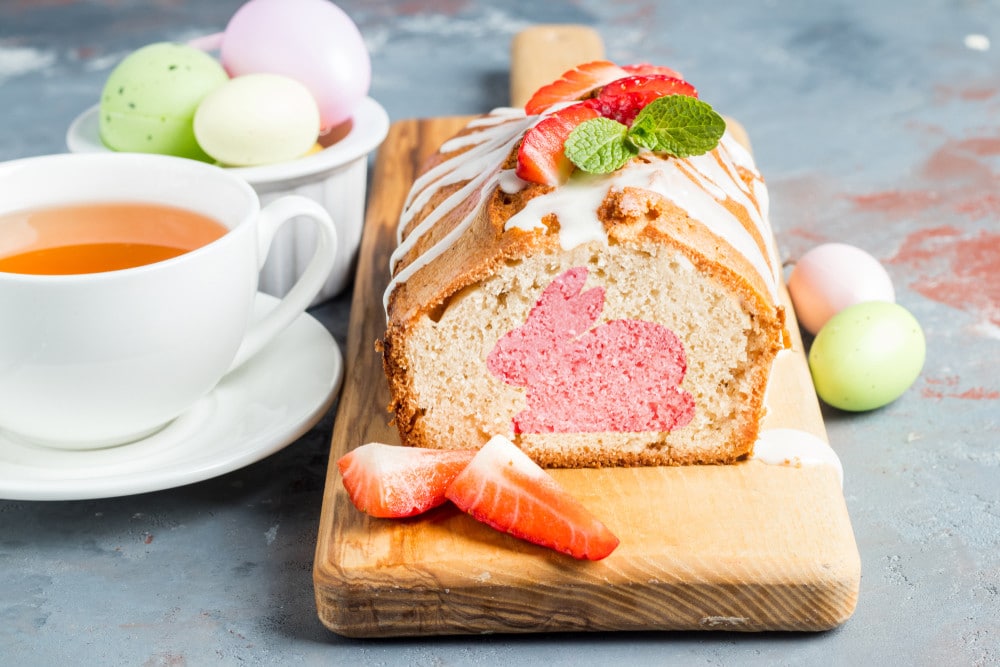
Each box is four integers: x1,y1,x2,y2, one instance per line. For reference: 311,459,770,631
0,44,56,80
964,34,990,51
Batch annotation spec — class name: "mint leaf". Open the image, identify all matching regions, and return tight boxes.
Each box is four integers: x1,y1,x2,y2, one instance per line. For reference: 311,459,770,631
628,95,725,158
565,117,639,174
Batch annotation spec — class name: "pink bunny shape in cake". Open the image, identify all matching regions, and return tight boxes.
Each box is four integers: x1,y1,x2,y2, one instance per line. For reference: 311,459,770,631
487,267,695,434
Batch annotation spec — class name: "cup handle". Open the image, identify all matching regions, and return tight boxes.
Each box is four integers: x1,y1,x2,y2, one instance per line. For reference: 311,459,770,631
226,195,338,372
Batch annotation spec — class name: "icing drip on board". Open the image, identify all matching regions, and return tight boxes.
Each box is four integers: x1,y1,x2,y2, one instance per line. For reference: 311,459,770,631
751,428,844,487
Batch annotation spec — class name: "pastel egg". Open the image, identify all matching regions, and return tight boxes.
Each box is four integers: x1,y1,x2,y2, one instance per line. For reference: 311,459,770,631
219,0,371,131
788,243,895,335
99,42,229,162
193,73,321,167
808,301,925,412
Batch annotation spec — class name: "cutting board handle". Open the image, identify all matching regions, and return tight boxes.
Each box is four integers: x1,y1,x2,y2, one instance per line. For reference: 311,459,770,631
509,25,606,107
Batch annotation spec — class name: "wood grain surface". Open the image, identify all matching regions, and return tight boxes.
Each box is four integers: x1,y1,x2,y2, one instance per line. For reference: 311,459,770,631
312,114,861,638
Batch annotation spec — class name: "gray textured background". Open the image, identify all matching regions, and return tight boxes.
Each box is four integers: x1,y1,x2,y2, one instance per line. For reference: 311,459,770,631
1,0,997,664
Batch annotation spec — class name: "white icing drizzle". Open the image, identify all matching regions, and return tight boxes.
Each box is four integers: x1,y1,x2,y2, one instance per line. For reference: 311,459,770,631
719,134,782,287
385,105,781,314
759,347,793,408
393,113,532,250
498,169,529,194
466,107,524,126
504,170,612,250
384,111,536,312
751,428,844,487
395,110,533,246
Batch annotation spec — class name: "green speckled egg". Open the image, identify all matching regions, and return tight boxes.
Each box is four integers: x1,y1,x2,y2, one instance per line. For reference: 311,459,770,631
99,42,228,161
808,301,925,412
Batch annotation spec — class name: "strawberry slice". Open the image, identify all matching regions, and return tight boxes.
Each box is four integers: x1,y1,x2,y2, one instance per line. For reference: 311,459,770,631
516,103,600,186
623,62,684,79
445,435,620,560
338,443,475,518
524,60,629,115
585,75,699,125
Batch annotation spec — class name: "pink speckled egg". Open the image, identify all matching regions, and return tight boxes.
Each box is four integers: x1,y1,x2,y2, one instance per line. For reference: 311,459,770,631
220,0,370,132
788,243,896,335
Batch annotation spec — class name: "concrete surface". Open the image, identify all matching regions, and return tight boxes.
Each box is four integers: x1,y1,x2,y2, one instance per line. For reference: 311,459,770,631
0,0,997,665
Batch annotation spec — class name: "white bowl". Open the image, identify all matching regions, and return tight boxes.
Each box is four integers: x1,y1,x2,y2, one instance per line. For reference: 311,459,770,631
66,97,389,303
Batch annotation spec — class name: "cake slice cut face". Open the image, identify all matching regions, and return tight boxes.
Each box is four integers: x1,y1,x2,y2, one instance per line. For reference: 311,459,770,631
485,266,696,436
381,65,788,468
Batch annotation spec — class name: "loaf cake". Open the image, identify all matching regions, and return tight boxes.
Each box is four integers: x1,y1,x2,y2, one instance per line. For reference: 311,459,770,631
381,61,788,467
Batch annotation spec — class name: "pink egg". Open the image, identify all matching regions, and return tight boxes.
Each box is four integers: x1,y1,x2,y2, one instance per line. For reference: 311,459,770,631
220,0,371,131
788,243,896,335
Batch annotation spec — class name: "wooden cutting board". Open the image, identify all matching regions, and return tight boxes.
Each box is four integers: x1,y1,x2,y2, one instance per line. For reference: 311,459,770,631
313,27,860,638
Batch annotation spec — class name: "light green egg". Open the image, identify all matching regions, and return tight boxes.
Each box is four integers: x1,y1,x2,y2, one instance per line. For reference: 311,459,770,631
808,301,925,412
99,42,228,162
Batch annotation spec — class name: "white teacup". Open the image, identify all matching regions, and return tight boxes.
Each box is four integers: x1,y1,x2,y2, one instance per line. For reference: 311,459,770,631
0,152,338,449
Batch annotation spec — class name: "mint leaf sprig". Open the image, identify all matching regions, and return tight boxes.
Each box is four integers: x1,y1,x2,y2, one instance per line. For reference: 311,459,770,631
564,95,726,175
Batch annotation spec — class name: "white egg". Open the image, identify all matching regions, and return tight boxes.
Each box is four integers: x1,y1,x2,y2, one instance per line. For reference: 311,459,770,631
788,243,896,335
194,73,320,167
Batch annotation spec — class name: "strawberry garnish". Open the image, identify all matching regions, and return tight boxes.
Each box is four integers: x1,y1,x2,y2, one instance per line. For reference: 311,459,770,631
516,103,600,186
524,60,629,115
445,435,620,560
585,75,698,125
337,443,475,518
622,62,684,79
517,65,702,183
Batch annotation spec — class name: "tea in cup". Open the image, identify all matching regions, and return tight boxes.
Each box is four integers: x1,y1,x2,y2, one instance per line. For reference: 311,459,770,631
0,152,339,449
0,201,228,275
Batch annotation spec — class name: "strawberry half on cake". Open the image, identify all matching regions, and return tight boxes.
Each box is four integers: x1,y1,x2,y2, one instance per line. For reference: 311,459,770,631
381,60,788,468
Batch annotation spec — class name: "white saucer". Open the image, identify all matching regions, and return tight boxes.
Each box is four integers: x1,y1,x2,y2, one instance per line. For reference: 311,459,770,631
0,293,343,501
